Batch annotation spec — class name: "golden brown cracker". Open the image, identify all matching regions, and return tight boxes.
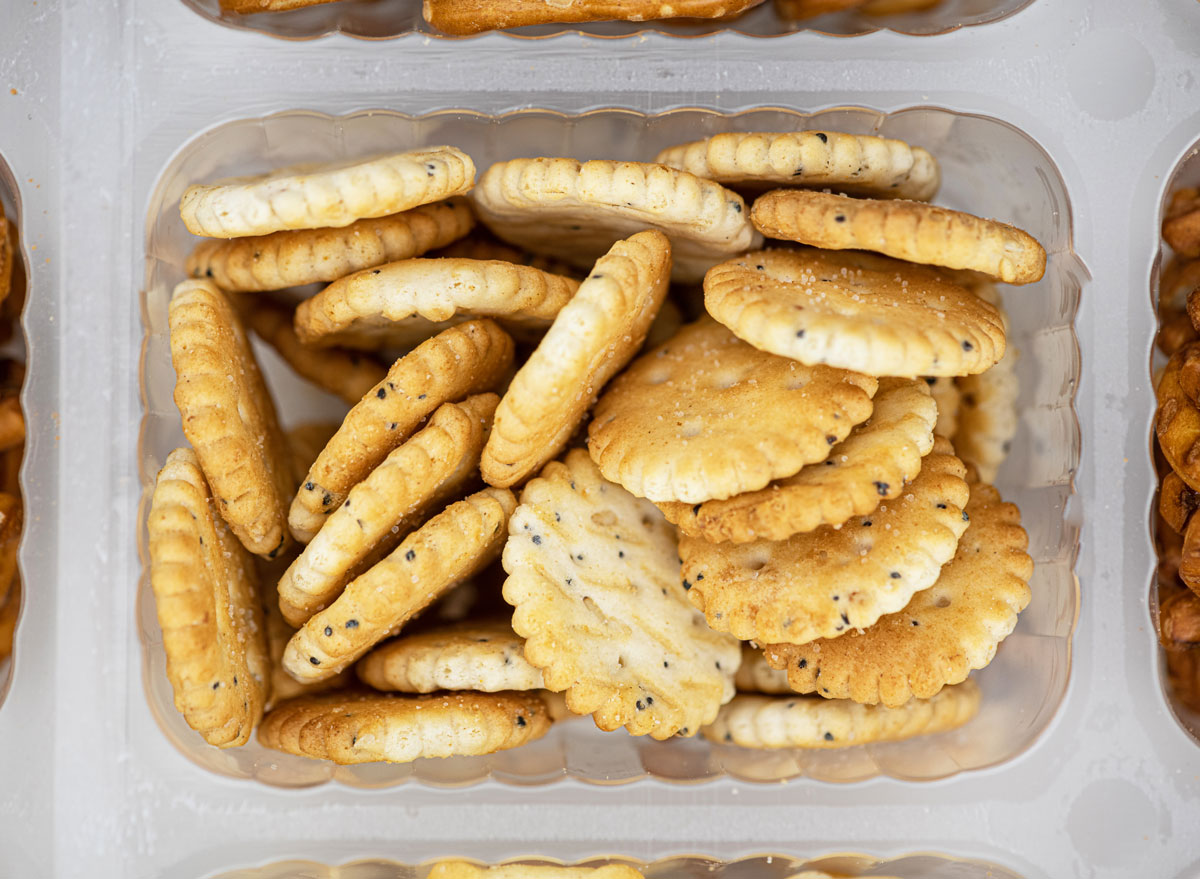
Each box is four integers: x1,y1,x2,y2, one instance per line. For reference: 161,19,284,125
424,0,764,33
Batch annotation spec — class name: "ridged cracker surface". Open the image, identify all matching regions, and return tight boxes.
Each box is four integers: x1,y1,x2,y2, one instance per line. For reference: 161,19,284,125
681,442,969,645
168,280,293,558
764,480,1033,706
257,689,549,764
751,189,1046,285
260,578,352,706
734,644,794,694
471,157,759,283
357,619,545,693
1157,342,1200,493
702,679,979,749
289,319,513,541
185,200,474,292
431,865,642,879
704,248,1006,378
294,258,578,351
147,448,270,747
179,148,476,239
502,450,741,739
278,394,497,628
657,377,935,542
654,130,940,201
481,230,670,489
284,487,516,682
242,299,388,405
954,303,1019,483
424,0,763,33
589,317,878,504
924,376,961,440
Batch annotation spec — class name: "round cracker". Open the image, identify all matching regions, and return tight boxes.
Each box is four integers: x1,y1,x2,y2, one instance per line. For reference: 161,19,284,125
424,0,764,33
471,157,758,283
185,200,475,293
654,130,940,201
657,377,935,542
258,689,549,764
294,258,578,351
704,248,1006,378
924,376,960,440
278,394,497,627
734,644,794,694
589,317,878,504
1160,470,1200,535
429,865,644,879
481,230,670,489
284,487,516,683
701,679,979,749
357,619,544,693
1157,341,1200,493
179,148,476,239
502,449,741,739
147,448,271,748
168,280,293,558
681,442,970,645
954,345,1019,484
750,189,1046,285
289,319,513,542
764,480,1033,706
1165,186,1200,259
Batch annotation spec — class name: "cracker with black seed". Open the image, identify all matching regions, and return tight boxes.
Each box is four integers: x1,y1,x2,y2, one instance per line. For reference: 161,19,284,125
502,449,741,739
147,448,271,747
289,319,513,542
283,487,516,683
765,480,1032,706
428,864,645,879
733,644,794,694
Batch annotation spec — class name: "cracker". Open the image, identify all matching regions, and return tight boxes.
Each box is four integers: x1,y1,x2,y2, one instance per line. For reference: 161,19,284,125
0,396,24,454
702,679,979,749
283,487,516,682
424,0,763,33
242,298,388,405
286,421,342,490
429,229,581,278
773,0,864,20
1160,470,1200,535
704,248,1006,378
643,297,683,351
954,347,1018,485
502,450,741,739
220,0,343,10
0,577,17,661
682,442,969,644
429,864,644,879
169,280,293,557
1159,589,1200,650
147,448,271,747
481,230,670,489
357,619,545,693
1157,341,1200,493
1164,186,1200,259
654,130,940,201
589,317,878,504
185,200,475,293
1162,257,1200,313
764,479,1032,706
860,0,941,12
0,492,22,610
258,689,549,764
0,203,10,305
293,258,579,351
657,377,935,542
180,148,476,239
1177,506,1200,594
278,394,496,627
924,376,960,440
471,157,758,283
734,644,794,694
751,189,1046,285
289,319,513,541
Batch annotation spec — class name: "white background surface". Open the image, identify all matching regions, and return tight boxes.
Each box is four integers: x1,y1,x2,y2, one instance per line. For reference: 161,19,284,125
1,0,1200,876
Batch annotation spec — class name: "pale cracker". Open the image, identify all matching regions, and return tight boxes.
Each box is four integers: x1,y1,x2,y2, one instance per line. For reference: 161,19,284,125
424,0,764,34
284,487,516,683
428,864,644,879
502,449,741,739
180,148,476,239
588,317,878,504
471,157,759,283
925,376,960,440
185,200,474,293
258,689,549,765
278,394,497,627
147,448,271,747
289,319,513,542
357,619,545,693
293,258,578,351
954,338,1019,484
702,679,979,749
169,280,293,558
654,130,940,201
657,377,935,542
681,441,969,645
750,189,1046,285
704,248,1006,378
765,480,1033,706
734,644,794,694
481,230,670,489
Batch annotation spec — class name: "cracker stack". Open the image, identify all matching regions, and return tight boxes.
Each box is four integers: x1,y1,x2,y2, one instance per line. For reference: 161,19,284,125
150,132,1042,761
0,203,26,670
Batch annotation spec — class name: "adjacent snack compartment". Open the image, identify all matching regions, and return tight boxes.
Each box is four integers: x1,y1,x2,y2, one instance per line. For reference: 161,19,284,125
180,0,1034,40
139,105,1081,788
